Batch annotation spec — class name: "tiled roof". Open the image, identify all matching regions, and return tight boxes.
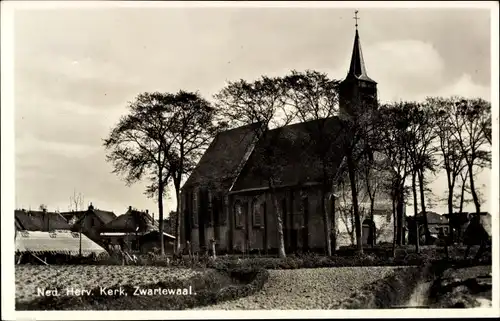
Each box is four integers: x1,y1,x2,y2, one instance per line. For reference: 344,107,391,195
14,210,71,231
61,208,117,227
417,211,449,225
15,230,107,256
93,209,117,224
100,209,156,233
182,122,261,190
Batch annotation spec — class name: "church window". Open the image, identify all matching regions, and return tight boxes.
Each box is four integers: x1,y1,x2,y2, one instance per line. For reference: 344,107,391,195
234,201,243,229
212,194,220,226
252,199,264,227
192,191,199,227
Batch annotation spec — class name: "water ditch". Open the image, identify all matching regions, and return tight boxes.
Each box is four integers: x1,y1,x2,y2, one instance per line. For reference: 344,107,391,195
336,261,492,309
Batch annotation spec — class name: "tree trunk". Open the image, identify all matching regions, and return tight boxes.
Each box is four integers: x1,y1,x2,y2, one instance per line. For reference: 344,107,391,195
412,171,420,253
322,189,332,256
158,173,165,256
459,182,465,214
347,155,363,254
467,163,481,213
417,169,430,245
396,184,405,246
369,192,375,247
330,194,337,254
447,180,455,243
269,181,286,258
174,180,181,254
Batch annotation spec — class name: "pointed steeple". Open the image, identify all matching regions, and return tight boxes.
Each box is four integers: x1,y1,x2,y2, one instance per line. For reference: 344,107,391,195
346,29,376,84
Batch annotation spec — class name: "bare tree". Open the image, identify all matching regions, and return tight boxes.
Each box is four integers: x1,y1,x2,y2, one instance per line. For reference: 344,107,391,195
214,76,295,258
145,91,220,253
445,97,491,213
69,189,85,212
377,103,412,252
104,92,179,256
428,97,468,241
399,102,439,245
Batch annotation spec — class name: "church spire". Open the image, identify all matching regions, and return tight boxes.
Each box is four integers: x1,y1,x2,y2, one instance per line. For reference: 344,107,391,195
345,11,376,83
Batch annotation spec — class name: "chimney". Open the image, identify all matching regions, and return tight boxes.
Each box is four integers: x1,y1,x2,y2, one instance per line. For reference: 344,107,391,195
129,205,132,211
88,202,94,211
43,208,49,231
146,209,149,215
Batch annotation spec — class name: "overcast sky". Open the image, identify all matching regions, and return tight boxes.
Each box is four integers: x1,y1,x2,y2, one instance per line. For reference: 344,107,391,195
12,4,492,216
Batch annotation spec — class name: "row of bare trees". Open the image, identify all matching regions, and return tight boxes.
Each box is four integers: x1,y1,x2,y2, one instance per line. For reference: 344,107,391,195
103,70,491,257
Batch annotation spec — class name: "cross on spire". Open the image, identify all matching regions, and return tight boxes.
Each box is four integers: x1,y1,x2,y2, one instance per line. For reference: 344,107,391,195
353,10,359,29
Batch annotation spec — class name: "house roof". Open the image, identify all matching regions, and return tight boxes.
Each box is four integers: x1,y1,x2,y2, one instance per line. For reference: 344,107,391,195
15,230,107,256
231,117,346,191
14,210,71,231
182,122,262,191
417,211,449,225
61,208,117,226
94,209,117,224
100,208,157,233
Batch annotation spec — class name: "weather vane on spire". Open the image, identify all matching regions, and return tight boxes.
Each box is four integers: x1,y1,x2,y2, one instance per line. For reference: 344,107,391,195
354,10,359,30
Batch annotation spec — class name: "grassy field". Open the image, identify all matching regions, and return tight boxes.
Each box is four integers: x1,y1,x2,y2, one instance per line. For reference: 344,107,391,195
15,265,203,304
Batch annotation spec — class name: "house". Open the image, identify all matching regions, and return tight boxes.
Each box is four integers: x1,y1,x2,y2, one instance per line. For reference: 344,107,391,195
406,211,450,245
100,206,175,253
14,209,71,231
443,212,470,242
60,203,117,246
461,212,491,245
180,26,396,254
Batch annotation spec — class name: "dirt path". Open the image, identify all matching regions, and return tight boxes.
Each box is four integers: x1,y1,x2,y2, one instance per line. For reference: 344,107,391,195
193,266,400,310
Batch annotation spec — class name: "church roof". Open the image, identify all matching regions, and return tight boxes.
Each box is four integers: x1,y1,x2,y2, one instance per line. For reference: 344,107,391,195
345,30,376,84
182,122,262,190
231,117,347,191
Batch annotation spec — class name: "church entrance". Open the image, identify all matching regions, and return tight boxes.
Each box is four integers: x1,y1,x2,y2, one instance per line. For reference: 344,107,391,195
362,219,376,246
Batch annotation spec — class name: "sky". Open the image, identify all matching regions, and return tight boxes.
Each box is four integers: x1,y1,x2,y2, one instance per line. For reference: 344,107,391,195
11,3,493,217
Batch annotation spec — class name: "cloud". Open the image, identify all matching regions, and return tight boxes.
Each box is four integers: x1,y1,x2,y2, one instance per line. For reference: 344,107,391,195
431,73,491,100
326,39,490,104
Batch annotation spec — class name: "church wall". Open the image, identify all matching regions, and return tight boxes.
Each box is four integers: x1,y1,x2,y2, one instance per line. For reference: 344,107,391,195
182,184,397,253
308,188,326,250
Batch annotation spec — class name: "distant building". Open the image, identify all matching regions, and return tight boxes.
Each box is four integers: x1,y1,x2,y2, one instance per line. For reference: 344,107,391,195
407,211,450,245
61,203,117,247
100,206,175,254
14,209,71,232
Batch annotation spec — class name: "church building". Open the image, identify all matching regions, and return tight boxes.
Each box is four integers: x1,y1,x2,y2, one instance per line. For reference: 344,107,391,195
180,24,395,254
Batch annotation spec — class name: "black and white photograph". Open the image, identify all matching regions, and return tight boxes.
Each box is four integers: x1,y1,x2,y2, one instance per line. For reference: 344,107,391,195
1,1,498,319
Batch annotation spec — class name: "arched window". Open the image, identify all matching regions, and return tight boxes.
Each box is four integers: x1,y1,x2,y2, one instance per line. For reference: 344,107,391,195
234,201,243,229
252,198,264,228
192,191,199,227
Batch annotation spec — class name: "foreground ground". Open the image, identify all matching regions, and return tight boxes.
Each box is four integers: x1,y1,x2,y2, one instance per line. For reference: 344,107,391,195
15,265,202,304
429,265,492,308
193,266,399,310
